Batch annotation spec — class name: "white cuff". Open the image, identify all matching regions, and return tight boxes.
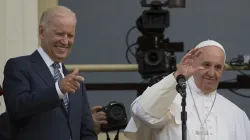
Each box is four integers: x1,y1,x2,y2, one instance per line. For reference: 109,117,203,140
55,82,64,99
138,72,178,118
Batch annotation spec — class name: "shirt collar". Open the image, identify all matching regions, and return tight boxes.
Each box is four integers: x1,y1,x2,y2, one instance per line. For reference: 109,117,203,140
187,76,217,96
37,47,62,69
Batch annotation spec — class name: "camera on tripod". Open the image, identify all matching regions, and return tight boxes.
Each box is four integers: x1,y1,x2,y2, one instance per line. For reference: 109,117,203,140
135,0,185,79
97,101,128,132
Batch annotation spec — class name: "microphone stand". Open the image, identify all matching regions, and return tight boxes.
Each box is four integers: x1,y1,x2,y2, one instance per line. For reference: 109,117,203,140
176,84,187,140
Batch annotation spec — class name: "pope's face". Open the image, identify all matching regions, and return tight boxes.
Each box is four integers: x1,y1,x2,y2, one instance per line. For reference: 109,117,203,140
193,46,225,94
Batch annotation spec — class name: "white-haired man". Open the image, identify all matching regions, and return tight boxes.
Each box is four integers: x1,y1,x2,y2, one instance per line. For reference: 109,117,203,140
3,6,97,140
124,40,250,140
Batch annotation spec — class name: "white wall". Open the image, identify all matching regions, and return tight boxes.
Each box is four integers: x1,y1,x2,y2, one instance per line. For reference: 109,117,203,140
0,0,39,114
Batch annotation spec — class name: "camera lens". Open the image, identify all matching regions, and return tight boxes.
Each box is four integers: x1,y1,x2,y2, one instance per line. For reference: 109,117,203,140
108,105,124,121
144,50,164,66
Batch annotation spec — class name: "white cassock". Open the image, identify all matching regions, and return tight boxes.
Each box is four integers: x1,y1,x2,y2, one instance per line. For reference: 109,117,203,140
124,73,250,140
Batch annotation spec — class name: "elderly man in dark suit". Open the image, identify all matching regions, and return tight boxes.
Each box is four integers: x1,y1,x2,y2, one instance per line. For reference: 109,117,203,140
2,6,97,140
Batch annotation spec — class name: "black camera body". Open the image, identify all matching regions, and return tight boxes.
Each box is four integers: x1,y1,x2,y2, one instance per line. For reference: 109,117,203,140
98,101,128,132
135,36,179,79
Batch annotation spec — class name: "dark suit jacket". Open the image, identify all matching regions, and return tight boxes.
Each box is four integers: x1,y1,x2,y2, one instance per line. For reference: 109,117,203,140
0,112,11,140
2,51,97,140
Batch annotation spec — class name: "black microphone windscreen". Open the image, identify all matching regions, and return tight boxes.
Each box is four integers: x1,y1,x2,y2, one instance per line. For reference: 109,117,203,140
176,74,186,89
176,74,186,82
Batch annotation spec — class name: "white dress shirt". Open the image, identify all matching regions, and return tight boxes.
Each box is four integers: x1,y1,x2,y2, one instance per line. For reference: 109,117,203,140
37,47,66,99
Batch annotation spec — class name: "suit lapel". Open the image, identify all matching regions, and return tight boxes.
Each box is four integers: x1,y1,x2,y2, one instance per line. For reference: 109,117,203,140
30,51,55,86
62,64,73,118
62,65,82,122
30,51,70,118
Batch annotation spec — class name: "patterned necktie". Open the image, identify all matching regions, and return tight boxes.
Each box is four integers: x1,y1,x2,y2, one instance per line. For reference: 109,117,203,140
52,62,69,111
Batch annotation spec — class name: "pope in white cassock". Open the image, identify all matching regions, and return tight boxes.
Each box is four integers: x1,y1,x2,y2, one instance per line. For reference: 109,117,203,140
123,40,250,140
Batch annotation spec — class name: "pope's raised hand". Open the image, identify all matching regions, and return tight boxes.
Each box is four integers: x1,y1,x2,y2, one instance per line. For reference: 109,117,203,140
174,48,204,79
59,68,84,94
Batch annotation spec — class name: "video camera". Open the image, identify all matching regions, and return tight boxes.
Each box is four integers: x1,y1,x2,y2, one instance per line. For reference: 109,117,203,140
135,0,185,79
98,101,128,132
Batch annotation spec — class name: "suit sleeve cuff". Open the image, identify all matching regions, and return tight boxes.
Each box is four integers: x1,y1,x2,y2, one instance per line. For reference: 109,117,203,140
138,72,178,118
55,82,64,99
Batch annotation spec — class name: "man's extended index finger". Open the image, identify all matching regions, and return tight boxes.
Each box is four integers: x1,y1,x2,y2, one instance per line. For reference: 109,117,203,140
74,75,84,82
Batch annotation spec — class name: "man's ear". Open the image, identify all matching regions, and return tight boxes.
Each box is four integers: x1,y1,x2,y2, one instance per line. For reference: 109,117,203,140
39,25,45,40
223,64,226,72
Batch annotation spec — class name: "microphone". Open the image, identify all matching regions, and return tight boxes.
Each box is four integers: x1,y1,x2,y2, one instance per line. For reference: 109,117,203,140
176,74,188,140
176,74,186,89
